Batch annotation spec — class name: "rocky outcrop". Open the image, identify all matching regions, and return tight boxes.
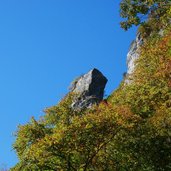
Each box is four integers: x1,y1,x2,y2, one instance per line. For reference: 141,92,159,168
70,68,108,110
126,27,167,79
127,33,143,75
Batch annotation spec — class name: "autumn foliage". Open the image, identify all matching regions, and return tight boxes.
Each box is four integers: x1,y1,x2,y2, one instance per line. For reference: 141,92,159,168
11,4,171,171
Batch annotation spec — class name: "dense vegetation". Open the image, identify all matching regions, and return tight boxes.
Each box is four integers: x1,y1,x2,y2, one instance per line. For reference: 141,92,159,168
120,0,170,30
11,1,171,171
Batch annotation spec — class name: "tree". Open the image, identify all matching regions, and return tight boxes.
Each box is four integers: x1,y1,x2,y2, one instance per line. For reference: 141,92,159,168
120,0,171,30
11,95,140,170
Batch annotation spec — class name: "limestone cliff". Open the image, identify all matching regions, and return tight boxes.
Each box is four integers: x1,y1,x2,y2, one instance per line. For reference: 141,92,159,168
127,33,143,75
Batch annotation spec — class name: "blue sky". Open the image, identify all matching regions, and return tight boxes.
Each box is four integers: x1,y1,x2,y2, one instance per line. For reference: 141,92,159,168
0,0,137,168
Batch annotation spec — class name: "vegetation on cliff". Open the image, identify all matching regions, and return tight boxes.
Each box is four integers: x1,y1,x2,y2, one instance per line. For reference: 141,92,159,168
11,1,171,171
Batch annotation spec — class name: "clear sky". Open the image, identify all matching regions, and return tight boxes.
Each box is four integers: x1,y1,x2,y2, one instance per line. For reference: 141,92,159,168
0,0,137,168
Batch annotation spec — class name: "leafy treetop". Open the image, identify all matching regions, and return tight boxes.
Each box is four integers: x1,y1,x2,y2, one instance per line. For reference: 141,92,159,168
120,0,171,30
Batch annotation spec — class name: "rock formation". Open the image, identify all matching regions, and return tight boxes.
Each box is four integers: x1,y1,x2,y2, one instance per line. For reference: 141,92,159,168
124,32,145,84
70,68,108,110
127,33,143,75
126,28,166,80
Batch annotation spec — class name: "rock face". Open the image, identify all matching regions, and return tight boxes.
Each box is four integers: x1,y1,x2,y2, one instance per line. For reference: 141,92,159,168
70,68,108,110
126,29,165,78
127,33,143,75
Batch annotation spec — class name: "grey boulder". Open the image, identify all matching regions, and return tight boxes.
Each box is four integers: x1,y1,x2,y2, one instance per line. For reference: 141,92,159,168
70,68,107,110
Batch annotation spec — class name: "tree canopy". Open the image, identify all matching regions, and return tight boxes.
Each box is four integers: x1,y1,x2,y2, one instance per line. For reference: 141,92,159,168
120,0,171,30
